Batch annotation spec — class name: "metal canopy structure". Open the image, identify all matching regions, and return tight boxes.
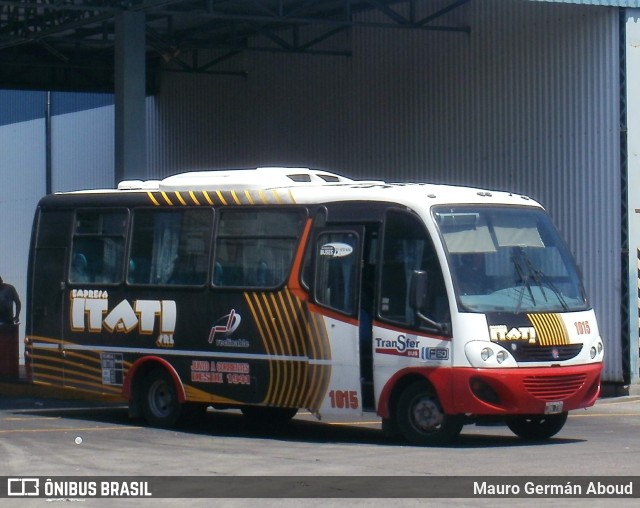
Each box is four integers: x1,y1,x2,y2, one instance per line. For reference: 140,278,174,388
0,0,471,92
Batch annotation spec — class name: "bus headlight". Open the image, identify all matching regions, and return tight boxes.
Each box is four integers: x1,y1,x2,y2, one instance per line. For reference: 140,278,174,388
481,347,493,361
496,350,508,364
590,338,604,360
465,341,517,368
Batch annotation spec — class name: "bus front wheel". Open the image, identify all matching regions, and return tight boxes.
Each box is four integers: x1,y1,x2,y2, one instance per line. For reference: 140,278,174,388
142,368,182,428
395,381,463,446
507,412,568,440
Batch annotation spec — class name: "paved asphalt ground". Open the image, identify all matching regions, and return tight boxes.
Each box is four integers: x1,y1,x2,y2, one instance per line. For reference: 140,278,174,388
1,370,640,508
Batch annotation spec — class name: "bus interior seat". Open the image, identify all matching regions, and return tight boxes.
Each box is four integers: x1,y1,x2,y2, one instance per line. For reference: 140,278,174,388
71,253,91,282
255,260,272,286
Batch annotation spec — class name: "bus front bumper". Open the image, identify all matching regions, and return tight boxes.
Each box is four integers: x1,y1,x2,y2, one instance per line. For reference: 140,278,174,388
448,363,602,416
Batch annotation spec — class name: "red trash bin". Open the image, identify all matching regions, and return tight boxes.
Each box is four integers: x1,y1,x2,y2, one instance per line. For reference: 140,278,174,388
0,324,19,378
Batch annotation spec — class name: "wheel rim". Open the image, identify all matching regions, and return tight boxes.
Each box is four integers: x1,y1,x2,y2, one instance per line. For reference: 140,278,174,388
148,379,173,418
410,394,444,433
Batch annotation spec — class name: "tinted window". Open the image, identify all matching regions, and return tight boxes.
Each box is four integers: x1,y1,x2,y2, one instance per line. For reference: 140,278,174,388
70,209,128,284
128,209,213,285
380,210,449,329
314,231,359,315
214,209,305,288
434,205,588,312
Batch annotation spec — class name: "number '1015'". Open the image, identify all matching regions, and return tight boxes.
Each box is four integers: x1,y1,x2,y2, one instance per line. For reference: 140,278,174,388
328,390,359,410
574,321,591,335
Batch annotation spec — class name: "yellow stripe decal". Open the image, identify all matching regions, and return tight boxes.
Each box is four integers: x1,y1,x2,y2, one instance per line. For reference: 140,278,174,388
183,384,241,405
175,191,187,205
145,187,298,206
146,192,161,206
528,313,570,346
215,190,227,205
244,289,331,411
202,191,214,205
160,191,173,205
230,190,242,205
188,191,201,205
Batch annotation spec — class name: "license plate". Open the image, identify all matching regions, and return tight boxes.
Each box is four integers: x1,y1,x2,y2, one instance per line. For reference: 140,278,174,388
544,401,564,414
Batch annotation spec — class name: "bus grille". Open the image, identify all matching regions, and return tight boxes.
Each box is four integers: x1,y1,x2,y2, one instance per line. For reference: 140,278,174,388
514,344,583,362
523,374,587,401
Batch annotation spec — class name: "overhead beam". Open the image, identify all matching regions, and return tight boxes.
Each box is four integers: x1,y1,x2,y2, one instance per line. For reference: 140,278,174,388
0,0,471,89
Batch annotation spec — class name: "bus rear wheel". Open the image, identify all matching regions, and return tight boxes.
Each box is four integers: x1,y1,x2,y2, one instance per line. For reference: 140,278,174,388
507,412,568,440
142,368,182,428
395,381,463,446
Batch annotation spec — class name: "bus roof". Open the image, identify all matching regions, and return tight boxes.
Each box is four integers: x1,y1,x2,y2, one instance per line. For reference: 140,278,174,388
63,167,542,210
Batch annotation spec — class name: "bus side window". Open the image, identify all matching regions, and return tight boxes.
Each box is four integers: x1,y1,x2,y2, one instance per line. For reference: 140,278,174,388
70,210,128,285
71,252,90,282
213,208,305,288
314,231,358,315
380,210,449,330
128,209,213,286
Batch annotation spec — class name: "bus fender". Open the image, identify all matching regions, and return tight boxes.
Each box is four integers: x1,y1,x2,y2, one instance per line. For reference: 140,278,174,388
122,356,187,403
376,367,455,419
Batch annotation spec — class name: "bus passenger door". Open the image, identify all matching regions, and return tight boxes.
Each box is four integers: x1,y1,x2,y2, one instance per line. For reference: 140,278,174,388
28,209,73,387
310,226,366,416
29,246,67,386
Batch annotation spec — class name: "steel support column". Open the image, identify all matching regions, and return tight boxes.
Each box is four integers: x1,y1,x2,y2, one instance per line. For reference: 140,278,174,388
115,10,146,183
624,9,640,384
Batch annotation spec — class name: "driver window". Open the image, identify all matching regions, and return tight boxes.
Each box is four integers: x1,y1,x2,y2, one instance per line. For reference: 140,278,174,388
380,210,449,329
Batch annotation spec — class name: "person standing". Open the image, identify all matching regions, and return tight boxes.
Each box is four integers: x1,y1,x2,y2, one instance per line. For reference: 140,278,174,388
0,276,21,325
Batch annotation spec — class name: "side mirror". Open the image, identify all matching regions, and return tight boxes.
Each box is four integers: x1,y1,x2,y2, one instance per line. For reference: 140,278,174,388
409,270,429,311
409,270,446,333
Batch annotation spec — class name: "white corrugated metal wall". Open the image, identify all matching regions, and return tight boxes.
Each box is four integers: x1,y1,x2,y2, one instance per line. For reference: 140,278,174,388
147,0,624,381
0,118,46,319
0,96,115,359
52,106,115,192
0,0,626,382
625,10,640,385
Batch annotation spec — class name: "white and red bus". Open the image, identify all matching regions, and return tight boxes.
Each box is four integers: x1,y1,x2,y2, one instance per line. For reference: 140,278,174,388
25,167,603,444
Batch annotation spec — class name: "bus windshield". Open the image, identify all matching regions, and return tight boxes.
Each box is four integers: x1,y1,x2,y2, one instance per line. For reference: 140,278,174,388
433,205,588,313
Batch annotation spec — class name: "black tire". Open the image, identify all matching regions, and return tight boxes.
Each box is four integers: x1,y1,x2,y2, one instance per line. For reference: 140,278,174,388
141,368,182,428
395,381,463,446
381,417,400,439
241,406,298,425
507,412,568,440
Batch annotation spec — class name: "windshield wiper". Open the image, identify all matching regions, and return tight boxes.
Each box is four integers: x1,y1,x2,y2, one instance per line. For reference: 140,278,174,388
512,247,569,312
511,249,535,313
522,251,569,311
